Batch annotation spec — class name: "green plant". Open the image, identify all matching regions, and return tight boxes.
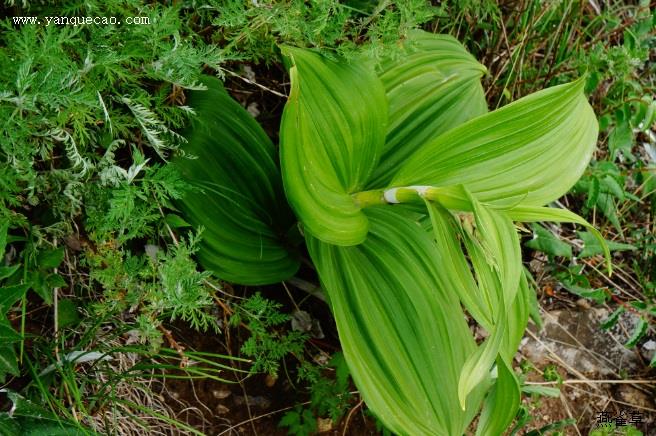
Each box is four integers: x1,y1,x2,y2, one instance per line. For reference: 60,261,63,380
177,29,608,435
229,293,307,376
280,352,352,435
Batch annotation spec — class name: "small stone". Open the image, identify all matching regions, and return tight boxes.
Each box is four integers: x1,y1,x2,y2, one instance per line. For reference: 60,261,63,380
317,417,333,433
247,102,260,118
617,385,652,410
212,388,231,399
642,340,656,351
576,298,591,310
234,395,271,409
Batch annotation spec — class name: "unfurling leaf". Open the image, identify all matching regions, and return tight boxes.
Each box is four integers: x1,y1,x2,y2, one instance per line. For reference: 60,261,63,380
280,47,387,245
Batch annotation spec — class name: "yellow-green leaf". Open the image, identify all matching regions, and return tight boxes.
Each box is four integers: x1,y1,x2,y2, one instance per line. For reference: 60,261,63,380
280,47,387,245
391,79,598,207
369,30,487,187
306,207,485,435
475,356,521,436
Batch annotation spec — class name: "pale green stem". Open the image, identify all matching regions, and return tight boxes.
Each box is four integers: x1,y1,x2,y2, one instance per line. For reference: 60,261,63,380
352,185,473,211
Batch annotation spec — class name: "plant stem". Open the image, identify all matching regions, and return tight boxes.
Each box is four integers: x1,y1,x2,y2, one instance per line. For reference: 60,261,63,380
352,185,472,211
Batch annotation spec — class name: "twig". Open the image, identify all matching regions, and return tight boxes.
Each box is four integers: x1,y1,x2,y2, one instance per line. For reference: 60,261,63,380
217,401,312,436
526,379,656,385
221,68,287,98
525,329,599,391
342,399,364,436
158,325,189,368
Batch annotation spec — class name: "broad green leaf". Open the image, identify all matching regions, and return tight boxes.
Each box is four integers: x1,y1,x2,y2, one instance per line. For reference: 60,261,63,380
175,76,299,285
280,47,387,245
368,30,487,187
524,224,572,258
578,231,635,258
391,79,598,207
306,207,484,435
475,357,520,436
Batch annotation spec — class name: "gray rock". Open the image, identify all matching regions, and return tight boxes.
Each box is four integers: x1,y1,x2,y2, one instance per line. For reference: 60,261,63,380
520,308,644,377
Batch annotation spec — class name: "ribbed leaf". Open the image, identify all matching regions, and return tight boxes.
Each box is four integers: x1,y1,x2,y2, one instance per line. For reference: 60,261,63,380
280,47,387,245
369,30,487,187
447,193,522,409
426,202,493,329
175,76,299,285
306,207,485,435
475,356,520,436
501,272,531,362
391,79,598,207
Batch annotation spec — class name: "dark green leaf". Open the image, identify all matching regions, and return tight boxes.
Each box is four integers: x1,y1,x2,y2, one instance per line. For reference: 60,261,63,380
164,214,191,228
524,225,572,258
625,317,648,348
37,247,65,270
175,76,300,285
57,299,80,329
0,324,22,343
585,177,600,208
600,307,625,330
600,175,625,200
578,231,635,258
28,271,52,305
521,385,560,398
608,121,634,161
0,221,8,256
0,345,19,381
595,193,622,234
0,264,20,281
560,282,608,304
0,283,29,311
